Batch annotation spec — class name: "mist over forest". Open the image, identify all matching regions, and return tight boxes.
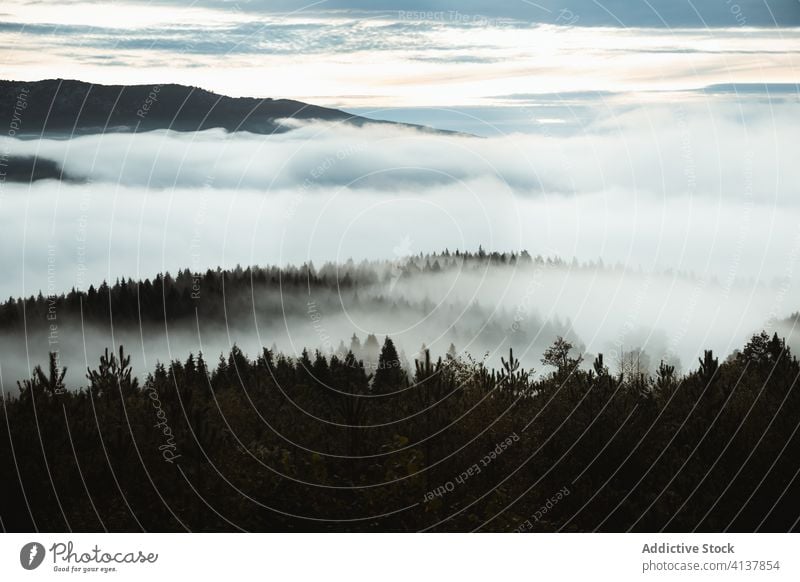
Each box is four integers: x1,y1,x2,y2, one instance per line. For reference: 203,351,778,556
2,249,797,390
2,97,798,300
2,93,798,390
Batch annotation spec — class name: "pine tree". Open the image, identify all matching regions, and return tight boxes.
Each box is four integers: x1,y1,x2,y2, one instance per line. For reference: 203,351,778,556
17,352,66,402
372,337,406,393
698,349,719,385
86,346,138,399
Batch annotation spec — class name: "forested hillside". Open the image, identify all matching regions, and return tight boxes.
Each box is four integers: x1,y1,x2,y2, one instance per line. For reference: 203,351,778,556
1,330,798,532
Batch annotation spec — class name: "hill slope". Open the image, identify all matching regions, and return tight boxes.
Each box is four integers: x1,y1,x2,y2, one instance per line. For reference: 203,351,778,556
0,79,402,135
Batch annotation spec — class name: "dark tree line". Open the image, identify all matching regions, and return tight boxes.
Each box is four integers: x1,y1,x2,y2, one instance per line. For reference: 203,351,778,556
1,249,768,339
1,330,798,532
0,249,538,330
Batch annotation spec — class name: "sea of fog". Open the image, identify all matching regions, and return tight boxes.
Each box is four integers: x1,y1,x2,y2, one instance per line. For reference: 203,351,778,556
0,102,797,386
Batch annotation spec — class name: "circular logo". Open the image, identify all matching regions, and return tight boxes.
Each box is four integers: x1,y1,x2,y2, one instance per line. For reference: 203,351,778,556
20,542,46,570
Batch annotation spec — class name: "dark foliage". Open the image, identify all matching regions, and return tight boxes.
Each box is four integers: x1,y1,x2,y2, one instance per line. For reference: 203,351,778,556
0,249,533,327
1,331,798,532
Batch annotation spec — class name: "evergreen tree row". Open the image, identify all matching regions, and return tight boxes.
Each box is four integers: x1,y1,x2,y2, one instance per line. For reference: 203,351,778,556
1,331,798,532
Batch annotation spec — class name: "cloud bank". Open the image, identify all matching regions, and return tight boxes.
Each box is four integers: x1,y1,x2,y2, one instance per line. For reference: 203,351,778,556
1,100,798,296
0,98,797,387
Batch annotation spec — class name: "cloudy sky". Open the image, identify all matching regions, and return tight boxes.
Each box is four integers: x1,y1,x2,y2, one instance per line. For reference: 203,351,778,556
0,0,798,131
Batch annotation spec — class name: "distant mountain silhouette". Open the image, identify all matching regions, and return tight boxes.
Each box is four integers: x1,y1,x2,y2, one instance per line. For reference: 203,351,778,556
0,156,70,182
0,79,434,135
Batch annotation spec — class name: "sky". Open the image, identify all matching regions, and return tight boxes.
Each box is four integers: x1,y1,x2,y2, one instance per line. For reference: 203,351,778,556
0,0,797,130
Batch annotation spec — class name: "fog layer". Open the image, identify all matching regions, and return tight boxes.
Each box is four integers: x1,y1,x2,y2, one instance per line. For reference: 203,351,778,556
0,102,797,385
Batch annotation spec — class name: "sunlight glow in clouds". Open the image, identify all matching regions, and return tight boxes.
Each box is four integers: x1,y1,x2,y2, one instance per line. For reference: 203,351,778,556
0,1,247,28
0,1,797,108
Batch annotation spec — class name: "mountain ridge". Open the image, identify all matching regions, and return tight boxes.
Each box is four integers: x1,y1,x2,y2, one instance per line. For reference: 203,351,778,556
0,78,446,136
